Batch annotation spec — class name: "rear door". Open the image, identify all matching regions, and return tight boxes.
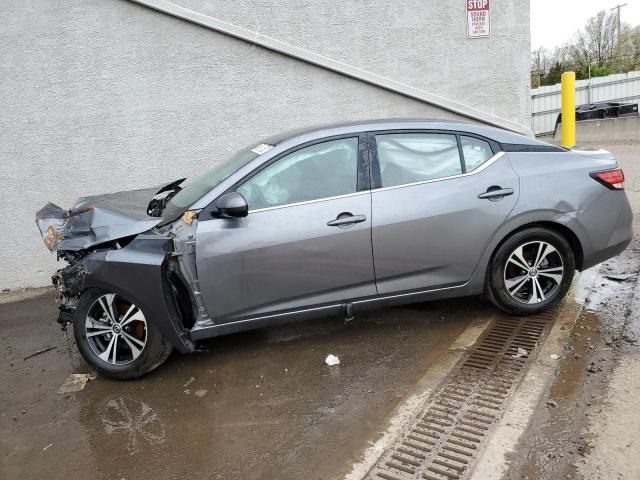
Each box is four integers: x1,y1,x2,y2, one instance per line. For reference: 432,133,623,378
370,131,519,294
196,135,376,321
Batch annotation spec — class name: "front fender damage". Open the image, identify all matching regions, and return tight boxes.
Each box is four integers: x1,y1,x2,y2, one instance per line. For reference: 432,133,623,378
50,227,201,354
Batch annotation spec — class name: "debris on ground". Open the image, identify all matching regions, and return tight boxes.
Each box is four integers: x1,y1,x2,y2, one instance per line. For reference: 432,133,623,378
57,373,96,394
325,354,340,366
587,363,602,373
43,443,53,451
513,347,528,358
183,377,195,387
23,346,57,361
550,354,561,360
195,389,207,397
604,273,638,282
546,399,558,408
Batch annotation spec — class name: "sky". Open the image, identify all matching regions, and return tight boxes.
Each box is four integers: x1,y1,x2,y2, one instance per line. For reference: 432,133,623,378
531,0,640,50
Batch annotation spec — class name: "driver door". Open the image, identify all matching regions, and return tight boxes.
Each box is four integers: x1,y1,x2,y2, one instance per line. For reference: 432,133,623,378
195,136,376,322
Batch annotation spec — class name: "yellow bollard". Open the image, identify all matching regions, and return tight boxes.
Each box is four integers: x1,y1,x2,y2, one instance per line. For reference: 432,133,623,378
561,71,576,148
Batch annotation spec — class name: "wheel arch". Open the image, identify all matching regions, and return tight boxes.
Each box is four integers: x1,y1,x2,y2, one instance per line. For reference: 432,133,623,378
488,221,584,273
61,236,197,354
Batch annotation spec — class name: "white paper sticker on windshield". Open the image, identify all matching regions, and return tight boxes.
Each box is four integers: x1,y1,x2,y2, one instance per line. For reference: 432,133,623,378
251,143,274,155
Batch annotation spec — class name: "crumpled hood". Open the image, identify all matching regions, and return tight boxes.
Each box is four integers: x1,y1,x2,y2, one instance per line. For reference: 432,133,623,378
35,180,183,252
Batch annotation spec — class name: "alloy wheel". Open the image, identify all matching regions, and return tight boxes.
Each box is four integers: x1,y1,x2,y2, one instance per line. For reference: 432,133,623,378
503,241,564,304
85,293,148,365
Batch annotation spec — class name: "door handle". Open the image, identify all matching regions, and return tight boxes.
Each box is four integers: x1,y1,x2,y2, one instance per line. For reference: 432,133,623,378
327,214,367,227
477,187,514,200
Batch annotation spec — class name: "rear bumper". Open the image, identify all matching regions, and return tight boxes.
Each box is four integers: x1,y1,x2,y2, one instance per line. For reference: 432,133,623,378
580,191,633,270
582,237,632,270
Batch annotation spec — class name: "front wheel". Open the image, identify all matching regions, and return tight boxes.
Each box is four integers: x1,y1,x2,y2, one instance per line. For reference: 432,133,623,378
486,228,575,315
73,289,173,379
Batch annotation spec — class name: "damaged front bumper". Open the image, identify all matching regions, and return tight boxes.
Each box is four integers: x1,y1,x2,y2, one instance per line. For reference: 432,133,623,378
52,263,87,325
35,180,202,353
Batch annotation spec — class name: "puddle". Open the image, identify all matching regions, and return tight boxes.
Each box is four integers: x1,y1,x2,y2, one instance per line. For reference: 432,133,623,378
509,310,604,479
508,244,640,480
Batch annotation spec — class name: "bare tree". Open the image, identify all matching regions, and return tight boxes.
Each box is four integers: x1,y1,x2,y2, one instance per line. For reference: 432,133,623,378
615,25,640,71
532,9,638,86
570,10,617,69
531,47,550,73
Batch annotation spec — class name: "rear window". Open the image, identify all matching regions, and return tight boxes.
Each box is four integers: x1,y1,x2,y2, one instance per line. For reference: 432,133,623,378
376,133,462,188
460,136,493,171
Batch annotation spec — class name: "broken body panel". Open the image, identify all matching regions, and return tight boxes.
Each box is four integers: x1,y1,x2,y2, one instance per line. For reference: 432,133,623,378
35,181,202,353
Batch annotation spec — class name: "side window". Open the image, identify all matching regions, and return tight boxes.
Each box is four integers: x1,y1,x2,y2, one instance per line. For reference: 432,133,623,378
237,137,359,210
376,133,462,188
461,136,494,172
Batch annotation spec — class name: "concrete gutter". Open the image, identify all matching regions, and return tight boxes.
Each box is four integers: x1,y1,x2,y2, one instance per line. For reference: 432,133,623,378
127,0,533,137
470,267,599,479
345,316,494,479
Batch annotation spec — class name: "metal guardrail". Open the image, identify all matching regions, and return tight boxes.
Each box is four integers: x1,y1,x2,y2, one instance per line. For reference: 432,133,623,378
531,70,640,136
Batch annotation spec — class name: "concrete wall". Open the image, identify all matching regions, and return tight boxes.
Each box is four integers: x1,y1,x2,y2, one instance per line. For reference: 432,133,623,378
554,117,640,144
0,0,530,290
532,70,640,135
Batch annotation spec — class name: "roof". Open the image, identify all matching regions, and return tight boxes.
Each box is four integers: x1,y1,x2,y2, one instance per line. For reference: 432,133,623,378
262,118,548,147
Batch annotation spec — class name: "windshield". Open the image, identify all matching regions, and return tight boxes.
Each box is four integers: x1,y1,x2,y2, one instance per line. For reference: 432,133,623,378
161,144,272,219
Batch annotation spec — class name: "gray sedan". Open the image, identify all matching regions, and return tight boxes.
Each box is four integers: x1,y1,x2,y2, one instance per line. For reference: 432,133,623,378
36,119,633,378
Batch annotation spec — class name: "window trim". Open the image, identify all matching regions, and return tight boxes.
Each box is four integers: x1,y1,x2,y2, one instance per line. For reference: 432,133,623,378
368,129,500,190
247,189,371,214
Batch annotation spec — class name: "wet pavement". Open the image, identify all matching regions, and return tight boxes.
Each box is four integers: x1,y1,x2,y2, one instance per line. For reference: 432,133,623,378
1,291,492,480
502,142,640,480
3,142,639,480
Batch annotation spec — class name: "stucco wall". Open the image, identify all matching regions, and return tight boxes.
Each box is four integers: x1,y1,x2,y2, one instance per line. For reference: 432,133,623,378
0,0,530,291
177,0,531,125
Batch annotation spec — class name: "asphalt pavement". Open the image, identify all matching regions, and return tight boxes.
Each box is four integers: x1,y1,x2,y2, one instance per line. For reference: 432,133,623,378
1,289,488,479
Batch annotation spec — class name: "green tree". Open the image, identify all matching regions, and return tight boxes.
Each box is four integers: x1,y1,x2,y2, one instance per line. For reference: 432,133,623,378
542,61,564,86
532,10,639,87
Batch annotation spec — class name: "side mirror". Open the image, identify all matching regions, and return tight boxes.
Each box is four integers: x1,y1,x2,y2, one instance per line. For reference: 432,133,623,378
215,192,248,218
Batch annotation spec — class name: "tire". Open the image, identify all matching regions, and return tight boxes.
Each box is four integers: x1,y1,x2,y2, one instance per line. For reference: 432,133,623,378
486,227,575,316
73,288,173,379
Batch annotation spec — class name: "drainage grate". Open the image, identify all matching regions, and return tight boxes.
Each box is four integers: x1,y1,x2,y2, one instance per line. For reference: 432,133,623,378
367,309,556,480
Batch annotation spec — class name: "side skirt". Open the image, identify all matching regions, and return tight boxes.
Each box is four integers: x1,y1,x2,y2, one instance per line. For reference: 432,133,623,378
189,281,480,341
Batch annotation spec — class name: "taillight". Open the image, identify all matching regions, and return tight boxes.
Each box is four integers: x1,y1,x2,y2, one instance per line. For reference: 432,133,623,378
590,168,625,190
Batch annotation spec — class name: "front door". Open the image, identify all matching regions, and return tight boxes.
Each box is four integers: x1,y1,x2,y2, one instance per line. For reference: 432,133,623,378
370,132,519,294
196,136,376,322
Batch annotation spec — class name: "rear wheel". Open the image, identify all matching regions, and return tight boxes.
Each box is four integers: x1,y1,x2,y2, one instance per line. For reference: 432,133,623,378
487,228,575,315
73,289,173,379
